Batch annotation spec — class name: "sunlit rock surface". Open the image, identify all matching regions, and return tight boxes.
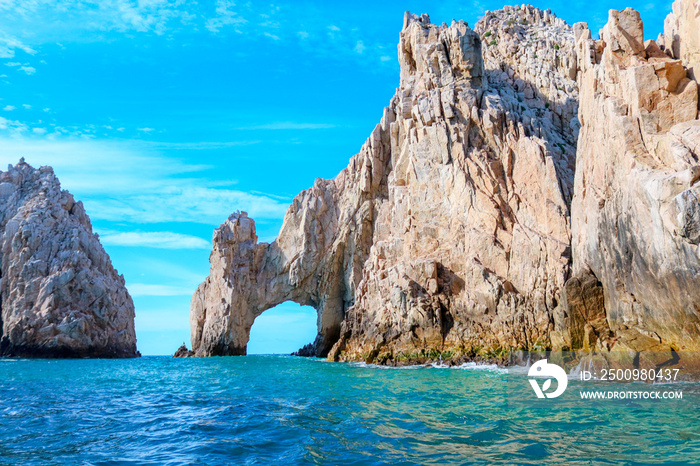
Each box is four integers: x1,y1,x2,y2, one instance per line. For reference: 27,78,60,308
559,5,700,353
0,160,137,358
192,2,700,363
191,7,578,361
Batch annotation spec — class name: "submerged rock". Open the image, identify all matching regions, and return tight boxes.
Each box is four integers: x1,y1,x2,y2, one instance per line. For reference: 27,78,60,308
0,160,138,358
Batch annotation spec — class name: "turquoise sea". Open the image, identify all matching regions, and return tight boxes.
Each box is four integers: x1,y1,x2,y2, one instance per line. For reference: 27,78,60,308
1,355,699,465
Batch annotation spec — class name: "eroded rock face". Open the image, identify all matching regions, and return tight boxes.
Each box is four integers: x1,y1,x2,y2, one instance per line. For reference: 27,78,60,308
0,160,137,358
564,7,700,352
659,0,700,80
191,7,578,361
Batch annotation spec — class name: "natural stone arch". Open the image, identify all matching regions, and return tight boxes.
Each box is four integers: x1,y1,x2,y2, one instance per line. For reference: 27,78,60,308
190,172,376,357
190,10,580,362
247,302,318,354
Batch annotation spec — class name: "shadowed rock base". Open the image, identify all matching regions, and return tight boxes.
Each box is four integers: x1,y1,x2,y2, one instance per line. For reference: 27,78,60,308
0,340,140,359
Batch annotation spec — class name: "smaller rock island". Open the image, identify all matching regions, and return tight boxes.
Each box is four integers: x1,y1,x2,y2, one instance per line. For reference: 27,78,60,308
0,159,138,358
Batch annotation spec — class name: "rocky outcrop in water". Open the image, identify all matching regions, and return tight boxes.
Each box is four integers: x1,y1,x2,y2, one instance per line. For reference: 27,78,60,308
192,2,700,363
556,4,700,353
0,160,138,358
173,343,194,358
191,6,578,361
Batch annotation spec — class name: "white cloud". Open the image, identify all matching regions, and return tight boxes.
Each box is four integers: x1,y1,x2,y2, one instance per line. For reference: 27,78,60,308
0,37,35,59
5,62,21,67
0,138,290,224
0,2,396,71
32,127,46,134
128,283,195,297
42,107,50,112
354,40,365,54
86,186,288,223
22,104,31,109
99,231,210,249
0,116,28,133
137,127,154,132
3,105,15,111
205,0,247,33
236,121,336,130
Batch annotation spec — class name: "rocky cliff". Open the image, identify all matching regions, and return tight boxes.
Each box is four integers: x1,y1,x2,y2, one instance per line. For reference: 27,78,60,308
0,160,138,358
557,4,700,353
191,2,700,363
191,6,578,361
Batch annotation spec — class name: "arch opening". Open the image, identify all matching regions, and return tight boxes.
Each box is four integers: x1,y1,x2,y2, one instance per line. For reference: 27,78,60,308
247,302,318,355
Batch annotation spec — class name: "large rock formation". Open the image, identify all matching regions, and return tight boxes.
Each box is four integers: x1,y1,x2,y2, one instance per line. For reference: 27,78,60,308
191,6,578,361
557,5,700,353
191,2,700,363
0,160,138,358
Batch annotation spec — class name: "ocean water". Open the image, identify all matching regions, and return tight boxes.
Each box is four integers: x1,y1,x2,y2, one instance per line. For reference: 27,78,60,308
1,355,699,465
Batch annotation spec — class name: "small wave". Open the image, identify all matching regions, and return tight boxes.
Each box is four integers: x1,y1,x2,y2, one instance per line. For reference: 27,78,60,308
431,361,507,373
348,361,507,373
348,361,425,370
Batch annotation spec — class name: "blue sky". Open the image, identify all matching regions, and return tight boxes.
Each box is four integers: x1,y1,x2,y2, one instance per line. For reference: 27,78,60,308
0,0,670,355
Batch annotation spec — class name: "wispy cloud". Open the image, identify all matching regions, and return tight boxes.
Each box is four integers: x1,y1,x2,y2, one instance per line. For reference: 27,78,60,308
205,0,247,33
86,186,288,224
3,105,15,111
0,116,28,134
99,231,210,249
128,283,195,297
0,137,289,224
0,37,35,59
0,1,398,70
236,122,336,130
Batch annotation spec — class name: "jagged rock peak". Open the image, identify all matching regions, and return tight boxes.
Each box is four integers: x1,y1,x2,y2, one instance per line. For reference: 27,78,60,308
557,4,700,354
399,10,485,90
475,5,579,145
0,160,138,358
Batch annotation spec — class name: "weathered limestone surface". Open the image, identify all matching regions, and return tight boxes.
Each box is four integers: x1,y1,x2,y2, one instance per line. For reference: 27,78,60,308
191,7,578,362
0,160,137,358
659,0,700,80
192,3,700,363
560,7,700,353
